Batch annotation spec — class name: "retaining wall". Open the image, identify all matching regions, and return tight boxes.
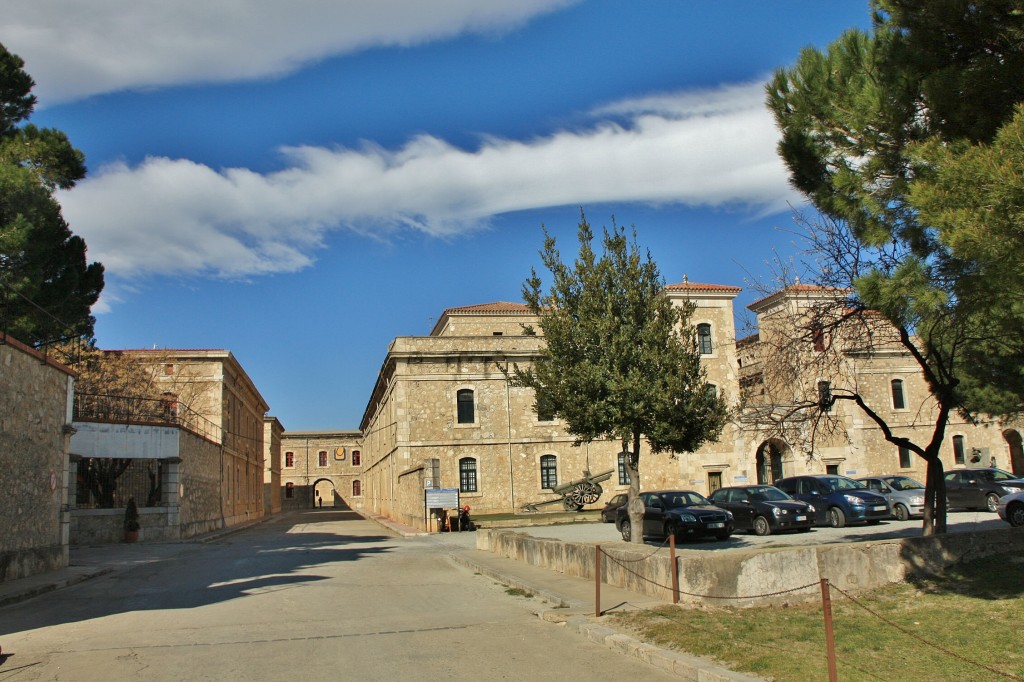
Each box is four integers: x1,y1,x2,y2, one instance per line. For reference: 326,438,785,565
477,526,1024,606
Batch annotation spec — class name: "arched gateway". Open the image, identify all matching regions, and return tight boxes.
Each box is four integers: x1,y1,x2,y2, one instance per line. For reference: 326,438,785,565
1004,430,1024,477
755,438,789,485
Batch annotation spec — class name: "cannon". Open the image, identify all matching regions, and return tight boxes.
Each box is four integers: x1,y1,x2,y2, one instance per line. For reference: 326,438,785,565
520,468,615,512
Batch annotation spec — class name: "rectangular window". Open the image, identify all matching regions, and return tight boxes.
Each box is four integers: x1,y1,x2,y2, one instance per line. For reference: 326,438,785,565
285,451,294,468
536,393,555,422
817,380,832,412
318,450,328,467
825,464,839,476
697,324,713,355
352,480,361,497
540,455,558,489
459,457,478,493
457,389,475,424
617,453,631,485
812,325,825,353
898,446,912,469
285,482,294,499
891,379,906,410
352,450,361,466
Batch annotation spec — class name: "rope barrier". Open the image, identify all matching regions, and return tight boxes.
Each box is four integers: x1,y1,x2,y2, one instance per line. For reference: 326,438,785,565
829,582,1024,681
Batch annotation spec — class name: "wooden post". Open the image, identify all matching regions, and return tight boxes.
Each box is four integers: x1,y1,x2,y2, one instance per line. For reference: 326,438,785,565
595,545,602,617
820,578,838,682
670,533,679,604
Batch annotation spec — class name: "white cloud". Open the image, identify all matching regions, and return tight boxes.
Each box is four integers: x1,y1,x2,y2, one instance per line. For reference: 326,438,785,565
57,82,798,281
2,0,577,104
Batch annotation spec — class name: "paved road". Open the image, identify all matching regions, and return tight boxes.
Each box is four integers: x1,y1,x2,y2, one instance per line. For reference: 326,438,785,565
0,510,684,681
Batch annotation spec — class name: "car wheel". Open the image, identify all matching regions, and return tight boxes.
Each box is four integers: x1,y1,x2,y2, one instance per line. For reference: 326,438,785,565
986,493,1000,513
620,519,632,542
1008,502,1024,527
828,507,846,528
893,503,909,521
752,515,771,536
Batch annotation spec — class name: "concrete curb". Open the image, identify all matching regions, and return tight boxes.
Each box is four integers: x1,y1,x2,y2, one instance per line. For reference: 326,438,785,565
448,552,575,609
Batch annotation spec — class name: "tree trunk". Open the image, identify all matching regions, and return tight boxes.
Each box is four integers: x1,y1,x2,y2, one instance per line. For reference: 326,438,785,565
625,432,644,544
922,452,947,536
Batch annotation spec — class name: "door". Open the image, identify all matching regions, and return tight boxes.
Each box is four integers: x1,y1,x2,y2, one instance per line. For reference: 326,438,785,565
945,471,968,508
642,493,664,536
707,472,723,495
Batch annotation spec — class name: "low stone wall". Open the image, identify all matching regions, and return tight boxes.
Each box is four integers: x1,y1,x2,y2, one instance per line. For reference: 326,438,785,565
71,507,181,544
477,526,1024,606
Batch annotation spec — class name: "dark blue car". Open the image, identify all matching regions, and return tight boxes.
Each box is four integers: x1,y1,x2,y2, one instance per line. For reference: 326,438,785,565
774,475,889,528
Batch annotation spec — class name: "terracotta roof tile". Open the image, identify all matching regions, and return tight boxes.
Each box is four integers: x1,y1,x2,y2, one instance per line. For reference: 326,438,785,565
441,301,534,315
664,281,742,293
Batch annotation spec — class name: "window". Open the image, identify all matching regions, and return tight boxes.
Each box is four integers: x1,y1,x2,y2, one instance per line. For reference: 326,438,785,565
891,379,906,410
459,457,478,493
825,464,839,476
285,482,294,499
617,452,631,485
953,435,965,465
898,446,912,469
812,324,825,353
352,450,361,466
536,393,555,422
457,389,475,424
318,450,328,467
540,455,558,489
285,451,294,468
352,480,361,497
697,323,713,355
817,380,832,412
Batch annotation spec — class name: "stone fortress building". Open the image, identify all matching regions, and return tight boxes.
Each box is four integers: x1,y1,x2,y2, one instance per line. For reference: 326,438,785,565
352,280,1024,532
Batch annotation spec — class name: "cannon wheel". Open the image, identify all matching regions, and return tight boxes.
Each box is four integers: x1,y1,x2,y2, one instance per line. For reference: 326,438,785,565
562,496,582,511
574,481,602,505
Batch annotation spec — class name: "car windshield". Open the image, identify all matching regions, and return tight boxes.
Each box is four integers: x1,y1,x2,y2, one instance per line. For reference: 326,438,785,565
748,486,790,502
887,476,924,491
821,476,865,493
663,492,709,507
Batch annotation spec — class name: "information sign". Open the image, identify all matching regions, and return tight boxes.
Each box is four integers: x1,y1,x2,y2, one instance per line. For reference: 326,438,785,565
425,488,459,509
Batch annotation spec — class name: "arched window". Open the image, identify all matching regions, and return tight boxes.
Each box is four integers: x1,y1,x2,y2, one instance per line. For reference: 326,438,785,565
459,457,478,492
540,454,558,489
697,323,713,355
457,389,475,424
285,482,294,499
953,435,966,465
891,379,906,410
352,480,362,497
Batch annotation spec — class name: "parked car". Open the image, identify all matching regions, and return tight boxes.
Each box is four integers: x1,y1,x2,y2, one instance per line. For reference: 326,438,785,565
945,468,1024,512
600,493,628,523
614,490,734,542
996,491,1024,527
856,475,926,521
707,485,814,536
773,475,889,528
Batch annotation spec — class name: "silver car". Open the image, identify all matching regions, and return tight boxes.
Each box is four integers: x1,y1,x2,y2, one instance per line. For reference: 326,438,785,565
997,490,1024,527
857,475,926,521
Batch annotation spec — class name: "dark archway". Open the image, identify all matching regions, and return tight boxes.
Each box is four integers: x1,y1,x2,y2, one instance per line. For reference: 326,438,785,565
1004,430,1024,477
755,439,788,485
312,477,338,508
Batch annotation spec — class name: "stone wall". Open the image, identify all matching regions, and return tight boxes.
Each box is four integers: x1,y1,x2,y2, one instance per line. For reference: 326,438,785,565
0,335,74,582
477,526,1024,605
280,431,363,510
178,429,224,537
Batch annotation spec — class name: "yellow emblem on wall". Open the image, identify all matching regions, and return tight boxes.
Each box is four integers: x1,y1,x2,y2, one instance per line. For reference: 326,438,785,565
335,447,346,461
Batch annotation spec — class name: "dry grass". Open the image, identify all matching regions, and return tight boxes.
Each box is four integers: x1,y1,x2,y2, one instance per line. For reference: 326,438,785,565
610,554,1024,681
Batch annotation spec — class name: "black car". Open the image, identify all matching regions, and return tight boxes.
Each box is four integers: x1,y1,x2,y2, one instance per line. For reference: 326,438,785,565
774,475,889,528
944,468,1024,512
599,493,628,523
708,485,814,536
614,490,734,542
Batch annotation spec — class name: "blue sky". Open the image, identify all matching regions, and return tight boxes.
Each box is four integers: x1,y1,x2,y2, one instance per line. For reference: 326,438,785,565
6,1,871,430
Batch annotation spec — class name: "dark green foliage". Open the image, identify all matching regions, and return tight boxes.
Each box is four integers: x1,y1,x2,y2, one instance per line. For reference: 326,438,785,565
514,213,728,541
0,42,102,345
124,497,141,532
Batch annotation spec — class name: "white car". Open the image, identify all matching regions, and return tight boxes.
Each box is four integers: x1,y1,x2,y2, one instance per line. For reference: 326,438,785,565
996,491,1024,527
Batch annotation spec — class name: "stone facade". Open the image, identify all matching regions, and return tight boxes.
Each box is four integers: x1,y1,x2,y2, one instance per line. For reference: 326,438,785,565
0,334,75,582
280,430,363,510
264,416,283,515
124,349,270,528
357,284,1024,532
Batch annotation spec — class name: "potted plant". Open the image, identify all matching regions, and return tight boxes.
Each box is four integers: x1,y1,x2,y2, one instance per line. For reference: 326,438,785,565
124,497,141,543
